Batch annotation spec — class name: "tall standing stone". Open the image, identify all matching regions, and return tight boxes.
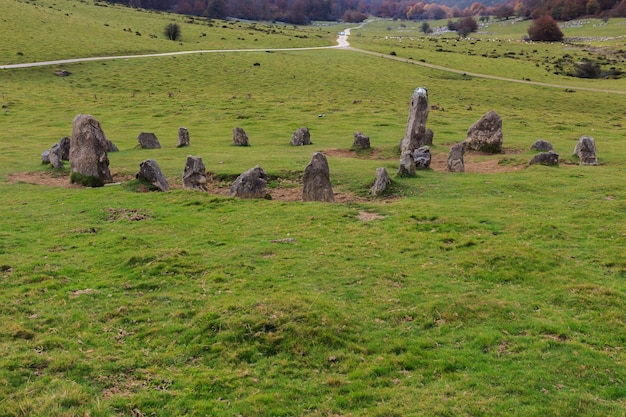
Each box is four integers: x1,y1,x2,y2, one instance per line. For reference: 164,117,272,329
574,135,598,166
302,152,334,202
291,127,311,146
177,127,190,148
137,132,161,149
228,165,268,198
137,159,170,191
465,110,503,153
447,142,466,172
232,127,250,146
69,114,113,184
182,156,207,191
399,87,433,176
401,87,432,152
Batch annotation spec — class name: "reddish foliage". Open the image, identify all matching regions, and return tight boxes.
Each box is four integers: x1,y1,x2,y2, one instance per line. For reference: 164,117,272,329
528,15,564,41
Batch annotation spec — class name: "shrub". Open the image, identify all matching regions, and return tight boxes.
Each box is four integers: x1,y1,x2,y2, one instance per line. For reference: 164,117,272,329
456,16,478,38
164,23,181,41
420,22,432,34
527,16,563,41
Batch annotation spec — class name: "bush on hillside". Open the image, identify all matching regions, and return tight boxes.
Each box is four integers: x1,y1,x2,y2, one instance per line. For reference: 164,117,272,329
164,23,181,41
456,16,478,38
527,16,563,41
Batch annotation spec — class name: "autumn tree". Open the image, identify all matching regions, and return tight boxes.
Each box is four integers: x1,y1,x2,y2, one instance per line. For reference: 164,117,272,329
527,15,563,41
204,0,227,19
456,16,478,37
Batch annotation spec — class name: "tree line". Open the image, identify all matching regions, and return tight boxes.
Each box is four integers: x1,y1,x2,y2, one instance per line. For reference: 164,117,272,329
110,0,626,23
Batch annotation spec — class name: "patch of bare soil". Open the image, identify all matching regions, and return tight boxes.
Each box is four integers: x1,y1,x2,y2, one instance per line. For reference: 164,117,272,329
358,211,385,221
7,171,134,187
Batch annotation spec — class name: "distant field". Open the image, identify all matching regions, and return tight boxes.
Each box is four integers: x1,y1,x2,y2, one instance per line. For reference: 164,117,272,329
1,1,626,416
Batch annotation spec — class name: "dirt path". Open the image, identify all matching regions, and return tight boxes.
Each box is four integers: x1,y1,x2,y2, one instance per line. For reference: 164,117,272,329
3,21,624,95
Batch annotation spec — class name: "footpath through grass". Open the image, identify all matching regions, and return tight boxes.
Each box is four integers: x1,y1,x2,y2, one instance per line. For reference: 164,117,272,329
1,1,626,416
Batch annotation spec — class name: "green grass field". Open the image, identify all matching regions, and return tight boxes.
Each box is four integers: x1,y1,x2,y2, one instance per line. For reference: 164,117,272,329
1,1,626,416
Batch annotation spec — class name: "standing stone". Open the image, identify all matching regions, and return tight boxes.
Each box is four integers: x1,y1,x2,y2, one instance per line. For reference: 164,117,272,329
465,110,503,153
531,139,554,152
232,127,250,146
370,167,391,196
414,146,431,170
136,159,170,191
228,165,268,198
302,152,334,202
182,156,207,191
399,87,433,175
352,132,371,149
574,135,598,166
41,150,51,164
397,153,416,177
177,127,190,148
447,142,466,172
137,132,161,149
49,143,64,169
401,87,432,152
291,127,311,146
529,150,559,166
70,114,113,184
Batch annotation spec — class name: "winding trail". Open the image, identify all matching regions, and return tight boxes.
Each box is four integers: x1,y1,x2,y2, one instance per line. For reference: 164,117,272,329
2,23,625,95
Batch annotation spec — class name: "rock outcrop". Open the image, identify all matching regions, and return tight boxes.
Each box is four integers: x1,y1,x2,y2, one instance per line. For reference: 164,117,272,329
302,152,334,202
465,110,503,153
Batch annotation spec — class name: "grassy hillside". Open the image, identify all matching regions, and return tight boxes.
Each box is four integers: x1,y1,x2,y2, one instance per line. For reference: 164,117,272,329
1,1,626,416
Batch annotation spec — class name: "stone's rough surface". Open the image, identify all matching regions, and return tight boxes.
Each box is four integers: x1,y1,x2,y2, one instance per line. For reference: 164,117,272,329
177,127,190,148
574,135,598,165
137,159,170,191
49,143,64,168
58,137,71,160
414,146,432,170
70,114,113,184
302,152,334,202
137,132,161,149
229,165,268,198
352,132,371,149
182,156,208,191
232,127,250,146
370,167,391,196
401,87,432,151
447,142,466,172
397,153,416,177
531,139,554,152
41,150,51,164
399,87,433,175
465,110,503,153
529,150,559,166
291,127,311,146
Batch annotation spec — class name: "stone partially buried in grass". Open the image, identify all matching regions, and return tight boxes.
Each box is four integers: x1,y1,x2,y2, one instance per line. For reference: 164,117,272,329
137,132,161,149
370,167,391,196
228,165,268,198
177,127,190,148
182,156,208,191
233,127,250,146
137,158,170,191
291,127,311,146
69,114,113,186
529,150,559,166
465,110,503,153
447,142,466,172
